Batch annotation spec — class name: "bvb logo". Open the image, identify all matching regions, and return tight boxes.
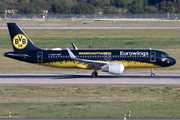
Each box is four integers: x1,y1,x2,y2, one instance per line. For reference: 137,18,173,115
13,34,28,49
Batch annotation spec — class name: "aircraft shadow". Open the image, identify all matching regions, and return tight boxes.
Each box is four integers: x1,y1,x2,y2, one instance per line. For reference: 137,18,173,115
55,74,180,79
0,74,180,79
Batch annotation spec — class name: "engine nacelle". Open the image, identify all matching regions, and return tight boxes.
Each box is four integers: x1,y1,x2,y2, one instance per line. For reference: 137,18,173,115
101,64,125,75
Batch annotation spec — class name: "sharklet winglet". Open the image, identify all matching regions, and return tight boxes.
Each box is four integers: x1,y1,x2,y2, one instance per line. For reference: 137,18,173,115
71,43,78,50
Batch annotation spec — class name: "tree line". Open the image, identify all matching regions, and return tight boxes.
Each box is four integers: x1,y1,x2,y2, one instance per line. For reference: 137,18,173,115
0,0,180,14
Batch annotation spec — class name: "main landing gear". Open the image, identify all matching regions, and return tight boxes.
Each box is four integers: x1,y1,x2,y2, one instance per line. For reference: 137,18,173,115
151,68,155,77
91,67,99,78
92,71,98,78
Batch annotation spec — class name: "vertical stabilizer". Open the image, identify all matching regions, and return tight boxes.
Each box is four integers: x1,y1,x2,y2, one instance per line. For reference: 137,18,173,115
7,23,39,52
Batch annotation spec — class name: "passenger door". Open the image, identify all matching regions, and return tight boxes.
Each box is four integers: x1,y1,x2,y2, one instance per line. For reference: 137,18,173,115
37,51,43,62
150,51,156,62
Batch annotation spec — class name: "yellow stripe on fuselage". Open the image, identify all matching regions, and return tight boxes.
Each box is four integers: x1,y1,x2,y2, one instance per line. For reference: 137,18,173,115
36,60,161,69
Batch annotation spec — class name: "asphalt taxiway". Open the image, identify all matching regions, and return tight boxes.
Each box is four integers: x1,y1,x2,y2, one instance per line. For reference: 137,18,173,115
0,74,179,84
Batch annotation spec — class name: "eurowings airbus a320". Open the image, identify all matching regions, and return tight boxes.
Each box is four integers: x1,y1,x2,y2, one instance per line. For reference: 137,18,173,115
4,23,176,77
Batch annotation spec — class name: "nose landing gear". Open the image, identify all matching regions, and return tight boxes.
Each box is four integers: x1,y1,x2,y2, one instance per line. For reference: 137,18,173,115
151,68,155,77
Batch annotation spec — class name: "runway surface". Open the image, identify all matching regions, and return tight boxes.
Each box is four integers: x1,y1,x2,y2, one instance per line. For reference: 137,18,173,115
1,118,180,120
1,26,180,29
1,74,180,120
0,74,179,84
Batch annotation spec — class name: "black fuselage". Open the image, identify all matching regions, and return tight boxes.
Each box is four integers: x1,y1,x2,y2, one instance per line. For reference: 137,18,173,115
4,49,176,69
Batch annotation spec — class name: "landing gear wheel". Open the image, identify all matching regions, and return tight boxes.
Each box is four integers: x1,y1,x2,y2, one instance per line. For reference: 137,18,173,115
91,72,98,78
151,73,155,77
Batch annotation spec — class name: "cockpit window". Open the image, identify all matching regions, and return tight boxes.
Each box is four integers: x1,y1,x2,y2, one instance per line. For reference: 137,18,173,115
161,54,169,58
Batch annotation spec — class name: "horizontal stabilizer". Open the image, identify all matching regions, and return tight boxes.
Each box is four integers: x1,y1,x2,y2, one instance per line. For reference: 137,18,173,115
4,53,28,57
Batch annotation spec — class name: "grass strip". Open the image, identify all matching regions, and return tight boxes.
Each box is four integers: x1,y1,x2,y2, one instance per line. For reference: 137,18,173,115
0,85,180,118
2,20,180,26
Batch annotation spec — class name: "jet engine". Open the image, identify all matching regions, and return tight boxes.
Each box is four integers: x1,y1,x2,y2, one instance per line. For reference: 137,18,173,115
101,64,124,75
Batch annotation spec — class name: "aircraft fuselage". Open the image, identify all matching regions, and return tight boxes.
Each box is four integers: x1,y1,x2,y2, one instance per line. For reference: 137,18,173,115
4,49,176,69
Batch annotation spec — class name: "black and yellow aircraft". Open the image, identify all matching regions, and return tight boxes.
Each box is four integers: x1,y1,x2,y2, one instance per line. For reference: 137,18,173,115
4,23,176,77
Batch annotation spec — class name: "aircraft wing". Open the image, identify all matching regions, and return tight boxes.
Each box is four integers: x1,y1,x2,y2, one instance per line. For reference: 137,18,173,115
66,48,109,68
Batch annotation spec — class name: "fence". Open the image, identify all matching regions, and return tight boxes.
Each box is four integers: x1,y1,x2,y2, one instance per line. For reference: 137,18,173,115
1,13,180,21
